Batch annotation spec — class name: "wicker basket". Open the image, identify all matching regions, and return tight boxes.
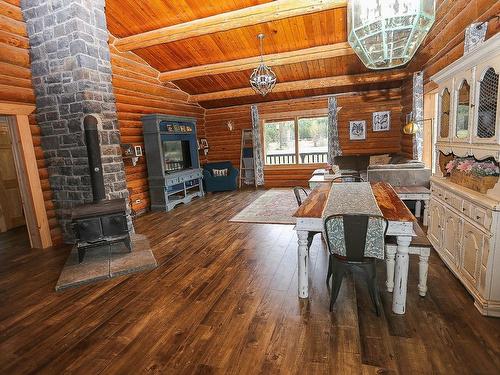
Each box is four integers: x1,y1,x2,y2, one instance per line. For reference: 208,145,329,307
449,170,499,193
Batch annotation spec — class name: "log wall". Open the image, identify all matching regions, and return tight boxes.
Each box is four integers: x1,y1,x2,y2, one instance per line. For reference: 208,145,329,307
109,41,206,215
204,90,402,187
0,0,62,244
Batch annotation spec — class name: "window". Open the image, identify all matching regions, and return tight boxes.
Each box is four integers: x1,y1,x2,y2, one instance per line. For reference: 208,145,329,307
264,116,328,165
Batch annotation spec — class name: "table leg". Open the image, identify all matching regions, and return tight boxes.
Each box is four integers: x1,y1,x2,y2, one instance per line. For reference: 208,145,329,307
297,230,310,299
392,235,412,314
415,200,422,218
418,253,430,297
385,246,396,292
423,199,429,226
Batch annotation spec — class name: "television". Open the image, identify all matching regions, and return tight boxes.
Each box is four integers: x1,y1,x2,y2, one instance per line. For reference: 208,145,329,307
162,140,192,173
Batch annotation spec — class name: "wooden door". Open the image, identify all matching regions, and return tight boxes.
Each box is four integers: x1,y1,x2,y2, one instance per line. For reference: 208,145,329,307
460,222,483,290
427,199,443,249
0,118,25,232
442,210,462,269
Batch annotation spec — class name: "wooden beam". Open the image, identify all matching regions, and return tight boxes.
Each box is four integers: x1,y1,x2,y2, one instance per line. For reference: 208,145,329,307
189,70,411,102
159,42,354,82
114,0,347,52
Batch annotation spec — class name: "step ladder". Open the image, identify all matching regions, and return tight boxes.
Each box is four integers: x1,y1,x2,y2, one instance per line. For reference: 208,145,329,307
239,129,256,188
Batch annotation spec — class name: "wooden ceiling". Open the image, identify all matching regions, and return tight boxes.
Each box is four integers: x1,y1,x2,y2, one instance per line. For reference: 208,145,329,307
104,0,409,108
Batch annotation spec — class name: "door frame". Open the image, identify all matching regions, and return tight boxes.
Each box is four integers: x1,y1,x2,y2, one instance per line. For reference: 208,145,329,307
0,102,52,249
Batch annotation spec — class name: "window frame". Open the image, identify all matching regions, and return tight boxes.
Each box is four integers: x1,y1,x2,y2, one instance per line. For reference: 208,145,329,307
261,113,329,167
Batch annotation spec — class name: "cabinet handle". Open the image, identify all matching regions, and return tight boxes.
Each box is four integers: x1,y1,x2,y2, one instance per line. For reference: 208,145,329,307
476,215,481,220
463,207,466,211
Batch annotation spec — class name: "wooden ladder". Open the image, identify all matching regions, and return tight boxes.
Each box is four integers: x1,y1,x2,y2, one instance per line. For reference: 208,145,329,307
239,129,256,188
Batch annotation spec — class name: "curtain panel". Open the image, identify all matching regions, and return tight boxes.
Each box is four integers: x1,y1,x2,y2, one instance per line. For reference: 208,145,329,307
251,105,265,186
327,96,342,164
413,71,424,161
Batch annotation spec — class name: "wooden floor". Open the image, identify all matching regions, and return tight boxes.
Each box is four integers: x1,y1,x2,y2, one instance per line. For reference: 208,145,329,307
1,190,500,374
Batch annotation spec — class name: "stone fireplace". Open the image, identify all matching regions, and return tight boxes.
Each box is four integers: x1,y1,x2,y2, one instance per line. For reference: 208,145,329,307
21,0,133,242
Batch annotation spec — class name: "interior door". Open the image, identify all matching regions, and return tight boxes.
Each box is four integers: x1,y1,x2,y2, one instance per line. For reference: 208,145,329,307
0,118,25,232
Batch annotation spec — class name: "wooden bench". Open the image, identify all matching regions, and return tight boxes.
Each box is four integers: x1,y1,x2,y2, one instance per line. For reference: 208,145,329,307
385,222,431,297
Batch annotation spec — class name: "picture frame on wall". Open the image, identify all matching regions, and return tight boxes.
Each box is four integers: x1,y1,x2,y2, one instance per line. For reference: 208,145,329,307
372,111,391,132
349,121,366,140
200,138,209,149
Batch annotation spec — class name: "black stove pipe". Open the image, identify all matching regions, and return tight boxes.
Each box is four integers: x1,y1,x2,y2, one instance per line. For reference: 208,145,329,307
83,115,106,202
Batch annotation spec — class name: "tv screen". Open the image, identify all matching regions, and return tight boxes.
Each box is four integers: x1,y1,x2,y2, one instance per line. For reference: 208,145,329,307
162,140,191,173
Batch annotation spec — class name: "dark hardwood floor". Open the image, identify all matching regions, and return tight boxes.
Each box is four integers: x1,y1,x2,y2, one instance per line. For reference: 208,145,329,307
1,190,500,374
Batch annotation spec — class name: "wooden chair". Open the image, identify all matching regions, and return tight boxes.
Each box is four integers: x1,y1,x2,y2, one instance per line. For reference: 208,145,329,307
331,175,365,182
324,214,388,315
293,186,320,249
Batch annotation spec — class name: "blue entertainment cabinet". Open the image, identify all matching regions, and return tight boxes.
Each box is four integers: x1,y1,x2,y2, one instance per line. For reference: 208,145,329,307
142,114,204,211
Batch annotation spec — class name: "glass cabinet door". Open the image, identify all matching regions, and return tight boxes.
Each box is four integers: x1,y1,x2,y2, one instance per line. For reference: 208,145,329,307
455,80,470,139
476,67,499,140
439,88,451,139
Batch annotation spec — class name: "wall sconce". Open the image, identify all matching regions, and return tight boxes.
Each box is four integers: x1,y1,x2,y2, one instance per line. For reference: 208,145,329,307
226,120,234,131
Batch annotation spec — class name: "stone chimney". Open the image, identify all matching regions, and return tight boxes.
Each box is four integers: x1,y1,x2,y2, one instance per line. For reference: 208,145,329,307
21,0,132,242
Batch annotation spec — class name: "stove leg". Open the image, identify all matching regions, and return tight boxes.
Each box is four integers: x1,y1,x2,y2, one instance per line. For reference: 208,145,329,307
78,247,85,263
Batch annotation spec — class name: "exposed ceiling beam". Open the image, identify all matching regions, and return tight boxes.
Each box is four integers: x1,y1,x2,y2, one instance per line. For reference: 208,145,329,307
159,42,354,82
114,0,347,52
188,70,411,102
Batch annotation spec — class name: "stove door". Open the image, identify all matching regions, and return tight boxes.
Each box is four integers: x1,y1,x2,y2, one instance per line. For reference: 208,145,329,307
101,214,128,237
76,218,103,242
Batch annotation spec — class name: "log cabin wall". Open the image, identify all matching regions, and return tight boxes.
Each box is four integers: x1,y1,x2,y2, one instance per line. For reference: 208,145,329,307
109,41,206,215
204,90,402,188
0,0,61,243
399,0,500,157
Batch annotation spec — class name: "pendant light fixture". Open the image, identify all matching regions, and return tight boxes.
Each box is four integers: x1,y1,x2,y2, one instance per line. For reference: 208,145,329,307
250,33,277,96
348,0,436,69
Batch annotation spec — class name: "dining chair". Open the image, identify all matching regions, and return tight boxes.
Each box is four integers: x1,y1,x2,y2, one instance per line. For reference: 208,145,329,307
293,186,309,206
331,175,365,182
293,186,320,249
324,213,388,315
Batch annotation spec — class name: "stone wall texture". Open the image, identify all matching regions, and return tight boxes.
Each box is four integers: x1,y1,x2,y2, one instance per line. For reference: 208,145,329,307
21,0,131,242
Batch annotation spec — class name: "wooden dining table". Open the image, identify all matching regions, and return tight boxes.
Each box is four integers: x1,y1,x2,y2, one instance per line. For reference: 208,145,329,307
293,181,416,315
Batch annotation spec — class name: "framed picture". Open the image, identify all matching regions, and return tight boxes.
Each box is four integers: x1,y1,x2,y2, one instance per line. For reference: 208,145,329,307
373,111,390,132
121,143,134,157
349,121,366,140
200,138,209,149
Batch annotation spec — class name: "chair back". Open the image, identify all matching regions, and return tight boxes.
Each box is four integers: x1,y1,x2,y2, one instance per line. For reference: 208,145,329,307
293,187,308,206
324,214,387,262
332,175,365,183
204,161,234,174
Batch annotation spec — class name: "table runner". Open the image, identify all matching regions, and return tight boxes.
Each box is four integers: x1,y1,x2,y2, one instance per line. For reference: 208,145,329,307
322,182,386,259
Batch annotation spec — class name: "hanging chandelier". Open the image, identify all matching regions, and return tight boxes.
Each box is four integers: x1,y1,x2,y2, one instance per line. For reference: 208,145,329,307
348,0,436,70
250,33,277,96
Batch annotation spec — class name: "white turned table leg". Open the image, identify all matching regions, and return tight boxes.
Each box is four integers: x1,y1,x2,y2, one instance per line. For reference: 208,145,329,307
392,235,412,314
385,246,396,292
415,200,422,218
418,253,429,297
423,199,429,226
297,230,310,299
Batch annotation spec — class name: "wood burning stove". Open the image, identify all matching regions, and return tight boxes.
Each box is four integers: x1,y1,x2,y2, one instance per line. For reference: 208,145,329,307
71,115,131,263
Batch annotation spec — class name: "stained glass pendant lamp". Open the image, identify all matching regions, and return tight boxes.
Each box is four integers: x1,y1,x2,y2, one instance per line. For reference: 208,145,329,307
250,34,277,96
348,0,436,69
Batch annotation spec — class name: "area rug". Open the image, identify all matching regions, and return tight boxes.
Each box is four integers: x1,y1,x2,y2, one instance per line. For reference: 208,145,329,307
230,188,300,224
55,234,157,291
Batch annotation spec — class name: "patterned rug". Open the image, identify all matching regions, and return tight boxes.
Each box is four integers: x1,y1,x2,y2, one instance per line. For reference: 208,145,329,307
230,188,299,224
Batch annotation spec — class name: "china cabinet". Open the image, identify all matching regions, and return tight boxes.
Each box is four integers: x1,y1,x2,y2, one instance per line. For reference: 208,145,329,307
429,33,500,316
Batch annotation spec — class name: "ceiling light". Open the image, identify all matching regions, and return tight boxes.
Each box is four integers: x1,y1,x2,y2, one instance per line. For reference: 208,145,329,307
348,0,436,69
250,34,277,96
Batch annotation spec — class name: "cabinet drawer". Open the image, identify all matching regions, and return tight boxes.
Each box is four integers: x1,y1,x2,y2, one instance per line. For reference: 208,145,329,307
471,206,492,229
443,191,462,211
461,200,472,216
166,177,179,186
